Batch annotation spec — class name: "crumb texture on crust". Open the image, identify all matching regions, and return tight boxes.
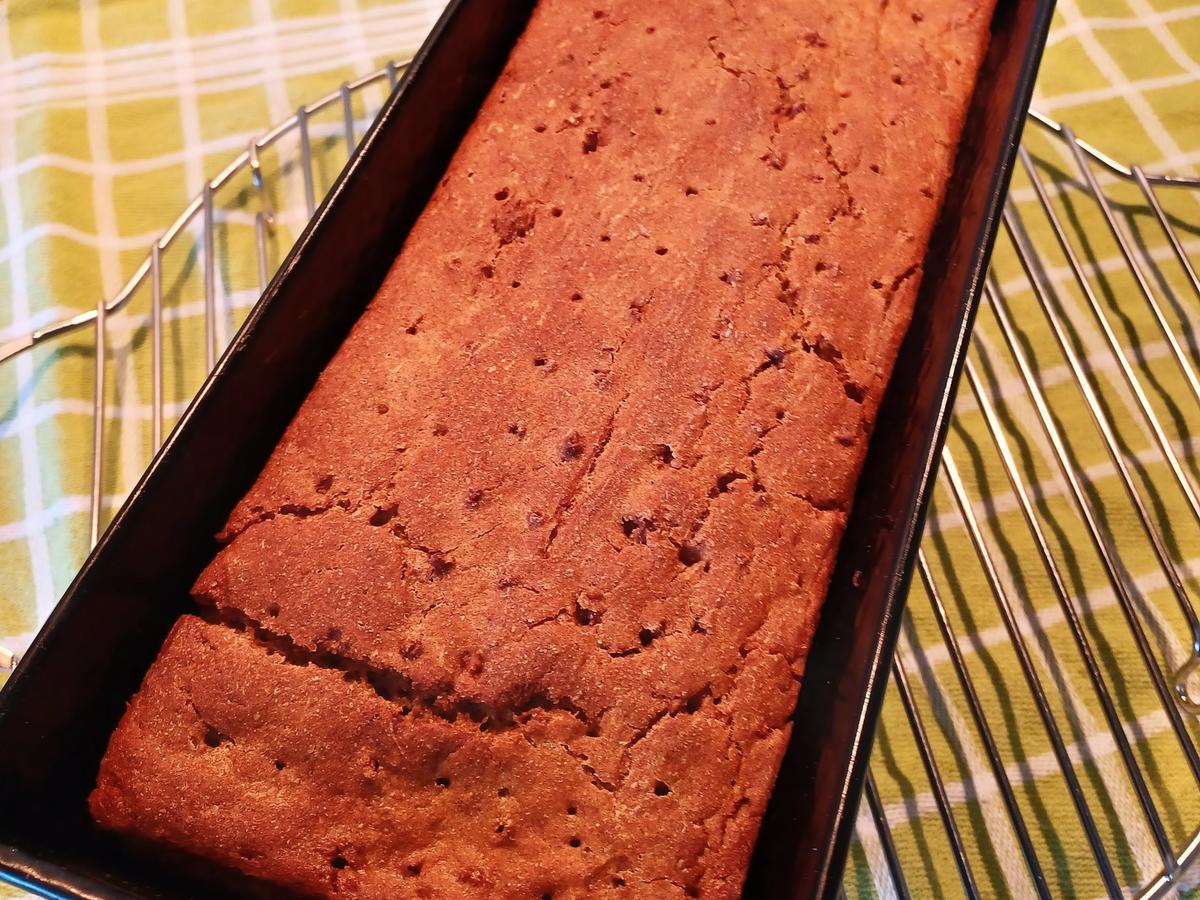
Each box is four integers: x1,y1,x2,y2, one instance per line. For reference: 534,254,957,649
90,0,996,896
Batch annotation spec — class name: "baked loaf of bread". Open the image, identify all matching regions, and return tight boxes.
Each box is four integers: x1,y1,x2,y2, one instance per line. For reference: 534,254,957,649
91,0,995,896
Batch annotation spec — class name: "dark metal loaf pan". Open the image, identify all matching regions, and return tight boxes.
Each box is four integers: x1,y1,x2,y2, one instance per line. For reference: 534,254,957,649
0,0,1054,896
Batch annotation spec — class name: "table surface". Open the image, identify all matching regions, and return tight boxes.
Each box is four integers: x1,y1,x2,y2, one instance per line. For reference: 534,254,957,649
1,1,1198,897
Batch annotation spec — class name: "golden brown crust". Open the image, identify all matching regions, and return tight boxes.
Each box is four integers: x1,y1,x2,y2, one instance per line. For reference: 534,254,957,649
91,617,805,898
92,0,995,896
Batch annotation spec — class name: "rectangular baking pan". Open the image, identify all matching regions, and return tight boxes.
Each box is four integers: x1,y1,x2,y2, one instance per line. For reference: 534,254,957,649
0,1,1054,897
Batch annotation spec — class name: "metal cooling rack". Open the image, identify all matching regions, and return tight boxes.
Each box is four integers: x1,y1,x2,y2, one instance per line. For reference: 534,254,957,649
2,60,1200,899
860,116,1200,898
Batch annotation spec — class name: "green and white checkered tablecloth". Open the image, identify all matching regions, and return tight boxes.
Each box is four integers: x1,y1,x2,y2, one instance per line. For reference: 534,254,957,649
1,1,1198,897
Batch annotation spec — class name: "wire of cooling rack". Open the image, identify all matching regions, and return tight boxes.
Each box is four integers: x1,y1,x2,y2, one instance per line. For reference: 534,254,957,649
1,59,1199,899
0,60,405,365
855,116,1200,899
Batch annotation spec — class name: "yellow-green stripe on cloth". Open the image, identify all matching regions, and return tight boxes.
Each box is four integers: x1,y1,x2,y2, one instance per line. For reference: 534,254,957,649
1,1,1199,898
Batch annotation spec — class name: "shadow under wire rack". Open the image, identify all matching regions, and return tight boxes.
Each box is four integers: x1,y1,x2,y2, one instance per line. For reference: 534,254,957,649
1,60,1200,899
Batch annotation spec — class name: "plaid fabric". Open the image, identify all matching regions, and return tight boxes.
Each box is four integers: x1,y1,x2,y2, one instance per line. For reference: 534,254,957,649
0,1,1198,898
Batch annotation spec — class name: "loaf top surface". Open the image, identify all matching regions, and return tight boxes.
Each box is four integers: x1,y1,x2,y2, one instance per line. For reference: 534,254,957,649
198,0,989,740
90,1,997,897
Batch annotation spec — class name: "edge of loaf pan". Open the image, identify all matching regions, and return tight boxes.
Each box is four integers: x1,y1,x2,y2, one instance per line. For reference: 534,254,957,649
0,0,1056,897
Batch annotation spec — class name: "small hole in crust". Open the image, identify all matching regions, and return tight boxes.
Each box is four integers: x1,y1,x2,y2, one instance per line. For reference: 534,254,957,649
613,876,626,887
570,292,583,302
534,123,547,133
511,280,522,288
481,264,495,279
499,787,510,797
568,836,582,848
600,233,611,242
429,556,455,579
330,854,349,870
715,471,747,494
494,188,510,201
567,805,577,815
639,627,657,647
368,504,398,527
561,432,585,461
763,151,786,170
406,863,423,877
621,514,656,542
655,246,668,256
202,725,225,749
267,604,281,618
684,186,698,196
552,206,564,217
678,543,706,567
315,474,334,493
435,776,451,788
653,780,671,796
